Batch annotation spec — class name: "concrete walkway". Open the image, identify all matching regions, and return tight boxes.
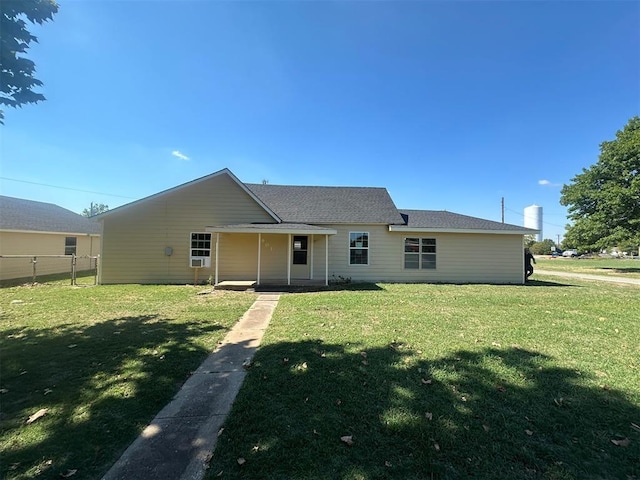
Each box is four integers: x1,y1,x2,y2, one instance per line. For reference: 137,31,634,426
102,293,281,480
535,269,640,285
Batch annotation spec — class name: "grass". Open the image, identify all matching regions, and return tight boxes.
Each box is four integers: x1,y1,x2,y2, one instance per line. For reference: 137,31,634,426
208,279,640,480
536,257,640,279
0,276,257,480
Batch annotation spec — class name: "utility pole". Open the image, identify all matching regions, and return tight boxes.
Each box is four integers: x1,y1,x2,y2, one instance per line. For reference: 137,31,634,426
501,197,504,223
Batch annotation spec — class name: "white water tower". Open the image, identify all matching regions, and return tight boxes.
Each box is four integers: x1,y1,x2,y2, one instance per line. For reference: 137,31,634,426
524,204,543,241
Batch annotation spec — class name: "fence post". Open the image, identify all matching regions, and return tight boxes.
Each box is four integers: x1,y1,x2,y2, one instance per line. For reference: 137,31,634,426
71,254,77,285
31,256,37,283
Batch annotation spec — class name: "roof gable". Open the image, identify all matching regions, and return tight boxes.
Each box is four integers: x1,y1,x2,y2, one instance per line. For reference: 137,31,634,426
246,184,406,225
98,168,280,221
0,196,101,234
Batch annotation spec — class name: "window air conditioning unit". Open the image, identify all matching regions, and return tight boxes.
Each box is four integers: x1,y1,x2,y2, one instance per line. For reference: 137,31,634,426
190,257,211,268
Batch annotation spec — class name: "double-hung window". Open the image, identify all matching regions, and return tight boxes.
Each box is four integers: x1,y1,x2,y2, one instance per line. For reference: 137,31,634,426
190,232,212,267
64,237,77,256
349,232,369,265
404,237,436,269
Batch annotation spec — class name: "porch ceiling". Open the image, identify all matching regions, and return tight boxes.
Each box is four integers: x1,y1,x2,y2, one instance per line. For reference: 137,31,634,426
206,223,337,235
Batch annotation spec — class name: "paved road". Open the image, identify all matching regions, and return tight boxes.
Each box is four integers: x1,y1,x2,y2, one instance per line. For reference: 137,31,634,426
535,269,640,285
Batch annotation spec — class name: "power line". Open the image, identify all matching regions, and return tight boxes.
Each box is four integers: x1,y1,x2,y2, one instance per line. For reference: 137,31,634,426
0,176,136,199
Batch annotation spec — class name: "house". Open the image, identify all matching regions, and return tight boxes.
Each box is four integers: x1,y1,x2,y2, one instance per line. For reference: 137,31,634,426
0,196,101,281
97,168,537,286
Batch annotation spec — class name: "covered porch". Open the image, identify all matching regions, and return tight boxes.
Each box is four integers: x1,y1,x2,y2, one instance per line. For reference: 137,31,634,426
206,223,337,288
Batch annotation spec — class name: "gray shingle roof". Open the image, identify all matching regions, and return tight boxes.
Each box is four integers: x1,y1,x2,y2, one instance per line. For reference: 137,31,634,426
0,196,101,234
246,184,406,225
399,209,535,232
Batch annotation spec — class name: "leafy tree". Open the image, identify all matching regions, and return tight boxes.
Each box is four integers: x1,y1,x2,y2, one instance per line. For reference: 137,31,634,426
529,239,556,255
560,117,640,252
0,0,58,123
82,203,109,217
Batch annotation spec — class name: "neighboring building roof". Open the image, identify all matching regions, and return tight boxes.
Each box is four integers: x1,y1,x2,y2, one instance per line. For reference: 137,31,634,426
246,184,406,225
0,195,101,235
392,209,537,234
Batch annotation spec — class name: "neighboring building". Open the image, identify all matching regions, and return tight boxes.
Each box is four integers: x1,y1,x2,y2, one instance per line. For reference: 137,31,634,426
97,168,537,286
0,196,101,281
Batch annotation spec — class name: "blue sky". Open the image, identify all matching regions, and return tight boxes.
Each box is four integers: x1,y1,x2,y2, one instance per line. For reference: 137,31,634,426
1,0,638,243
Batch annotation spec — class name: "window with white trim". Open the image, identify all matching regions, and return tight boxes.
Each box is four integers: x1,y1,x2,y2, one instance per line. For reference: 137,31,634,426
349,232,369,265
190,232,212,267
404,237,436,269
64,237,77,256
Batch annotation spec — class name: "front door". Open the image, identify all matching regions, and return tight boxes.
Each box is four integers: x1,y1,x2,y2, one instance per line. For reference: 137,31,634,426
291,235,310,279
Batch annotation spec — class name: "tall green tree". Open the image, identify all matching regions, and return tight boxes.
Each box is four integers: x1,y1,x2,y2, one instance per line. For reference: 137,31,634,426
560,116,640,252
0,0,58,123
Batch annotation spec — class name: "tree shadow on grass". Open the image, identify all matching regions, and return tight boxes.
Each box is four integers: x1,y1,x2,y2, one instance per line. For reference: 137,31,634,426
210,342,639,480
600,267,640,275
0,315,225,479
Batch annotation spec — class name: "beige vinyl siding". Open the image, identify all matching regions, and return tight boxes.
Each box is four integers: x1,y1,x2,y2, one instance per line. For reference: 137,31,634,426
99,174,275,284
313,225,525,284
0,231,100,281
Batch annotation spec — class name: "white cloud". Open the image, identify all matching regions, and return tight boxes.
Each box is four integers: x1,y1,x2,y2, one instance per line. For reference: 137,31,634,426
538,179,561,187
171,150,189,161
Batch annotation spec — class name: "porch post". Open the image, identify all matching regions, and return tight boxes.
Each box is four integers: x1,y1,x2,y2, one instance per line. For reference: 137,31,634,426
309,234,314,280
325,234,329,286
287,233,292,285
215,233,220,286
257,233,262,285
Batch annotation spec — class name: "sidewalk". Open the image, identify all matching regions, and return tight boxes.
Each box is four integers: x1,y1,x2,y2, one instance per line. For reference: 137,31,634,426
535,269,640,285
102,293,281,480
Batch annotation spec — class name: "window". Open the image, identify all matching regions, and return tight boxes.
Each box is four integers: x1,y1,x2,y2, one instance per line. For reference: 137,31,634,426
65,237,77,255
349,232,369,265
190,233,211,257
404,237,436,269
293,236,308,265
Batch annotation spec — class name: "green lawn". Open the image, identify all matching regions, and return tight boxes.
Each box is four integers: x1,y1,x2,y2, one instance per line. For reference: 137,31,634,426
536,257,640,279
0,278,257,480
208,280,640,480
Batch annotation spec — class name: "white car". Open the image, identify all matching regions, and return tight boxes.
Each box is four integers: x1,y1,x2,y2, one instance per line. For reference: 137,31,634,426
562,249,578,257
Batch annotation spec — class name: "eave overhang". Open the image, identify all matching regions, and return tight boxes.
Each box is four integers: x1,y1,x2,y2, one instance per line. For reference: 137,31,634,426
206,223,337,235
389,226,540,235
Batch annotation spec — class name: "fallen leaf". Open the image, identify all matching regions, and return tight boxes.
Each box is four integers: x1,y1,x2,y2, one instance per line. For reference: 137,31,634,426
425,412,433,420
421,378,432,385
217,427,224,437
554,397,564,406
433,442,440,451
9,463,20,470
0,388,8,394
496,386,506,392
237,457,246,466
282,357,289,364
44,388,53,395
26,408,48,424
611,437,630,447
631,422,640,433
483,424,490,432
68,344,77,349
492,342,501,347
252,445,259,452
525,429,533,436
384,461,392,467
60,469,77,478
340,435,354,446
